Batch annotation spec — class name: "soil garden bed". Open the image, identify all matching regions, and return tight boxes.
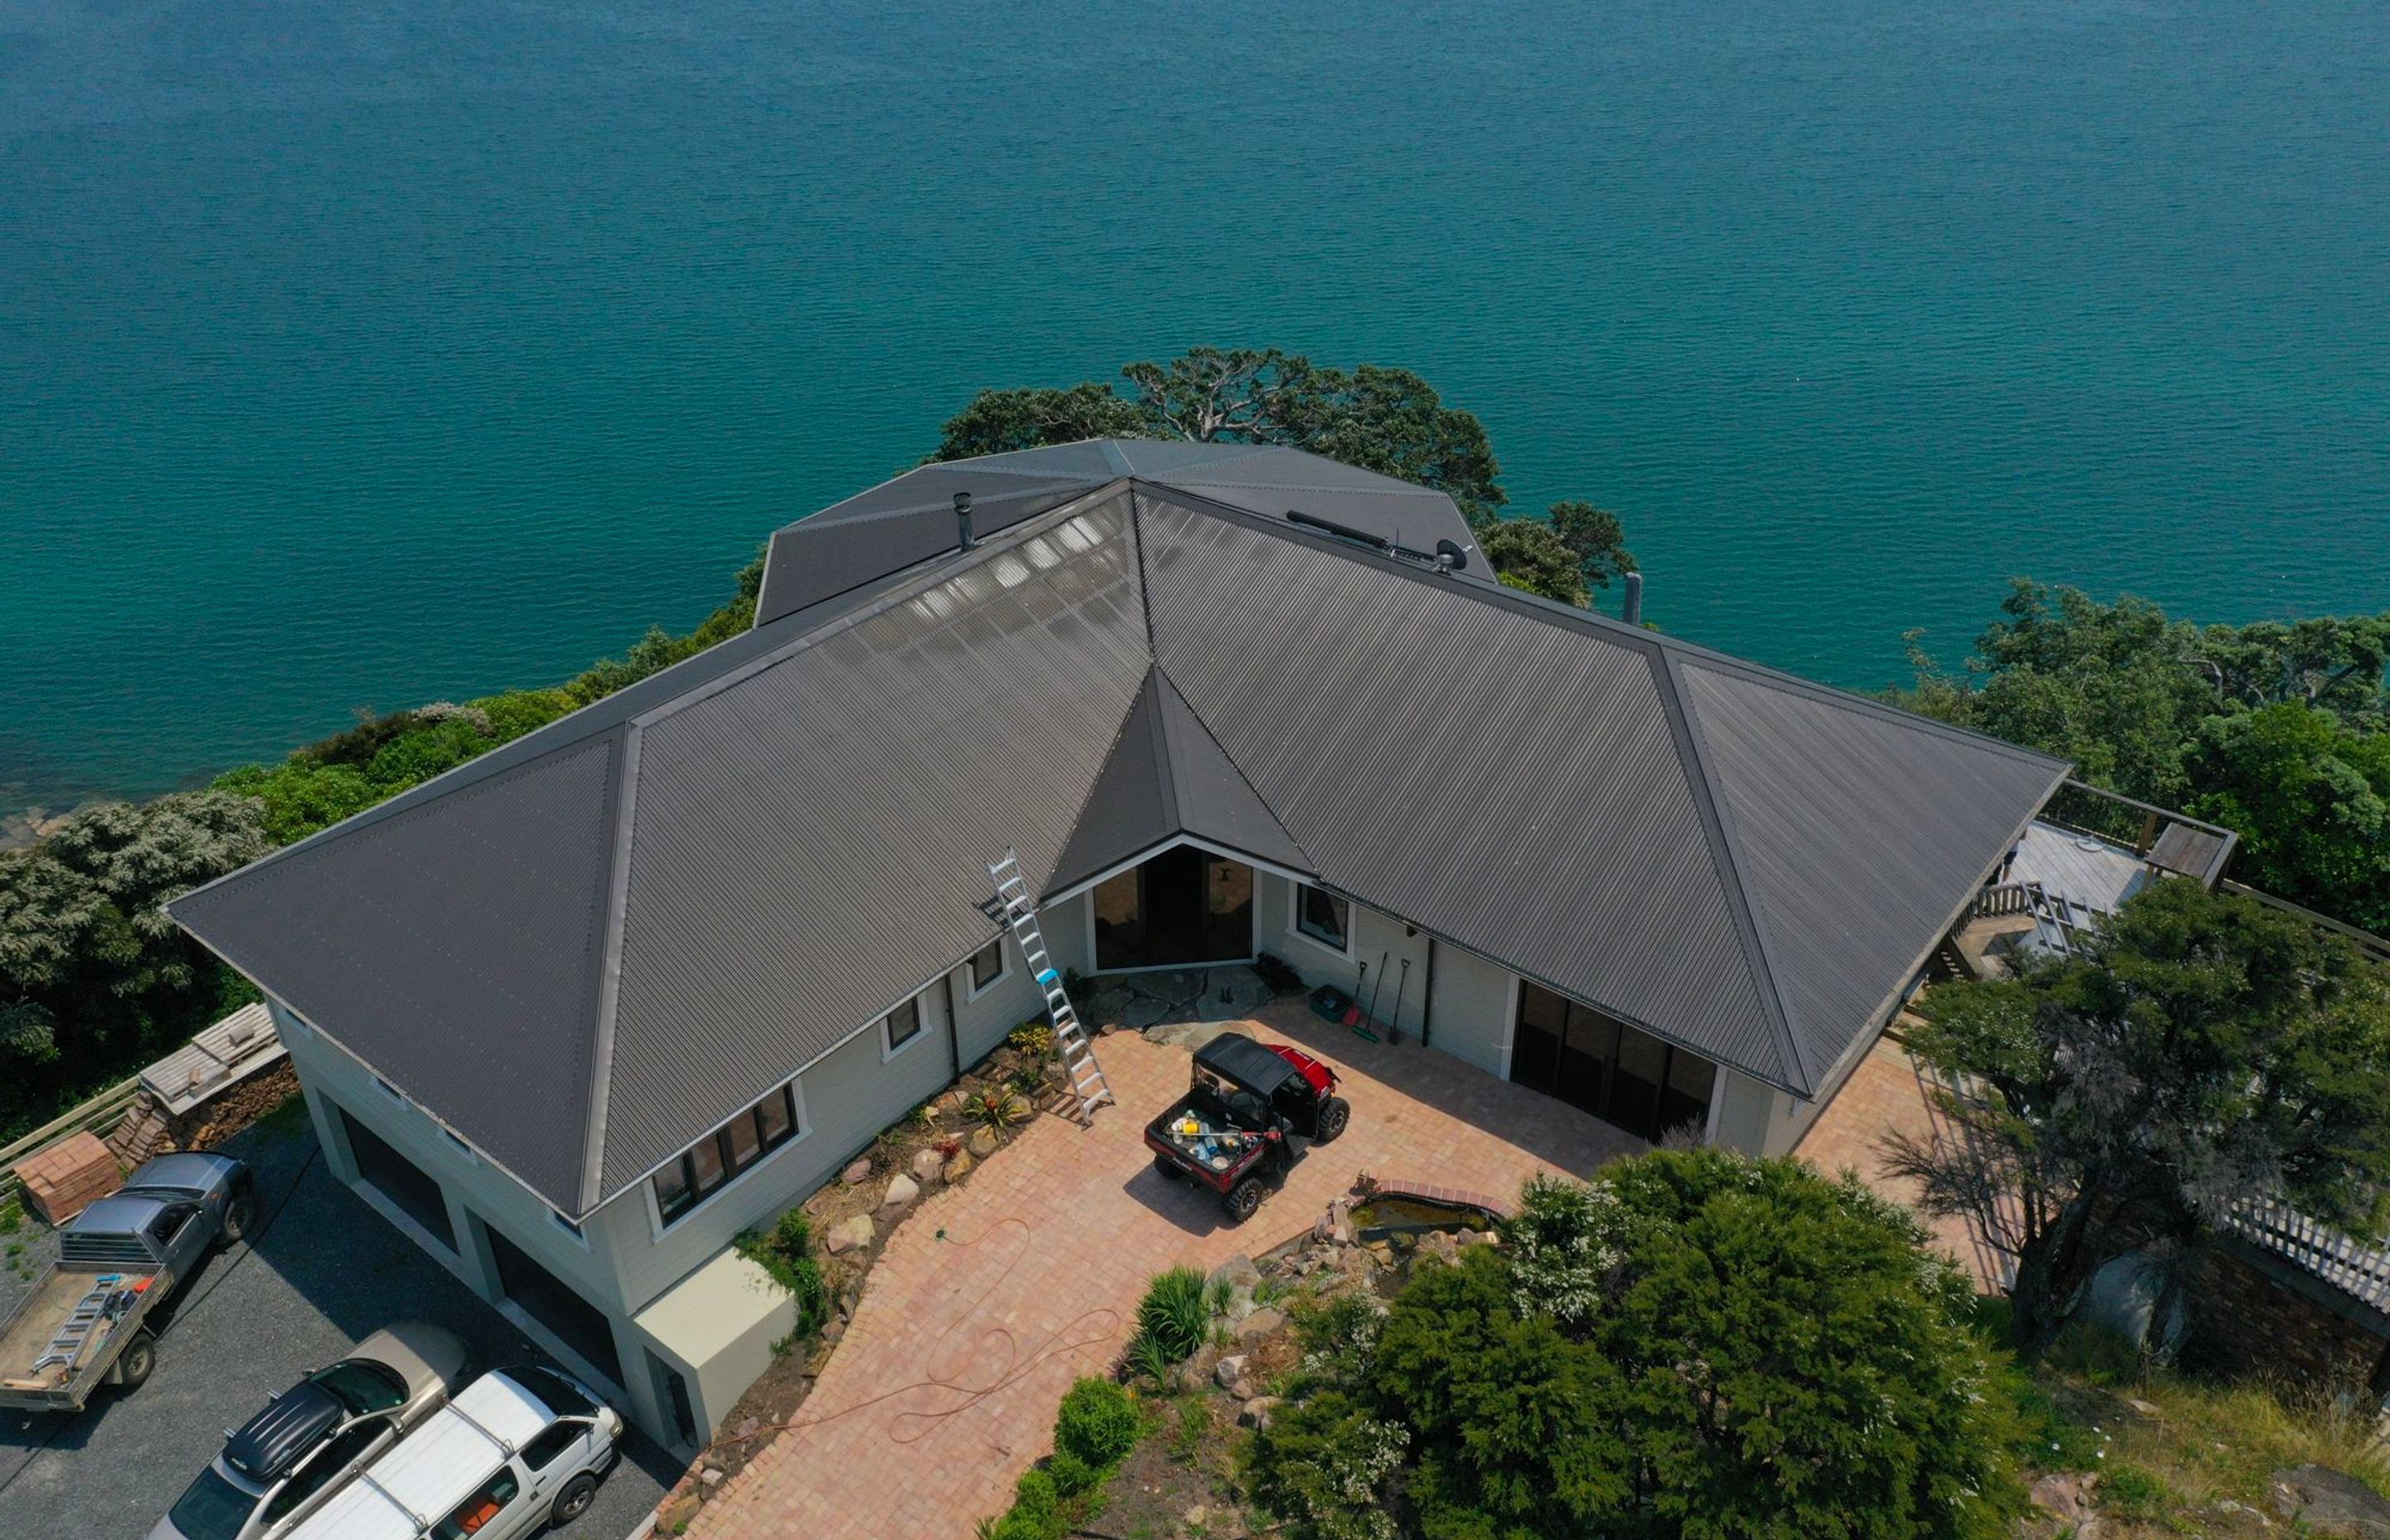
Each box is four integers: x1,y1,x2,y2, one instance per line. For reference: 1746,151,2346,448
653,1024,1069,1534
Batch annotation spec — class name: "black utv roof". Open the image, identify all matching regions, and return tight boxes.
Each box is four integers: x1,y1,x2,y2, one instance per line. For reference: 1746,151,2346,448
1195,1034,1306,1100
223,1378,345,1484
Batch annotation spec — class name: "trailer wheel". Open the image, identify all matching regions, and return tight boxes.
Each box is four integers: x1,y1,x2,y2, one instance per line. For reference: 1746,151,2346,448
1314,1097,1351,1143
1224,1178,1266,1225
1153,1154,1183,1181
116,1330,157,1391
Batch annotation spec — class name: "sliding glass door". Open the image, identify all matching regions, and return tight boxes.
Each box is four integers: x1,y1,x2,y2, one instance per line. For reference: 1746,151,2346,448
1510,982,1715,1142
1091,846,1256,971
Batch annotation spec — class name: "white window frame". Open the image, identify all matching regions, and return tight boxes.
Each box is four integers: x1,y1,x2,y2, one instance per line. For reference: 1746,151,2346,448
965,938,1010,1001
1289,882,1354,958
880,994,927,1060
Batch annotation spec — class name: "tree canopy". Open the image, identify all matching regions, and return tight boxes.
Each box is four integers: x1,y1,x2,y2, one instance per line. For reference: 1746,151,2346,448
930,348,1635,607
1247,1155,2025,1540
1895,582,2390,931
1886,880,2390,1348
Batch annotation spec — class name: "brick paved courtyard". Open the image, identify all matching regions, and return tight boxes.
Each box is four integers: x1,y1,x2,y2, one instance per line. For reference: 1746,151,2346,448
687,999,1641,1538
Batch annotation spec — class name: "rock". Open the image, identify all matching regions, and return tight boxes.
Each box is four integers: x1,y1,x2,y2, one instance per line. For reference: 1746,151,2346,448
1238,1396,1283,1430
1210,1255,1264,1293
734,1416,759,1440
1227,1377,1257,1400
911,1148,946,1183
1366,1240,1394,1266
823,1213,875,1255
1457,1228,1492,1247
700,1467,725,1489
2126,1396,2161,1417
968,1128,998,1157
1184,1504,1209,1528
1235,1308,1286,1345
656,1493,703,1534
822,1317,846,1344
1420,1230,1461,1263
840,1158,873,1187
1214,1352,1250,1390
2031,1473,2094,1525
943,1149,975,1182
880,1172,919,1214
2271,1466,2390,1539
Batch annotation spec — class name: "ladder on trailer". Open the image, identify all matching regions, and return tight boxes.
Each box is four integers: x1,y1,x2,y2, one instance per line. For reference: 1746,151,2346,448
988,849,1113,1125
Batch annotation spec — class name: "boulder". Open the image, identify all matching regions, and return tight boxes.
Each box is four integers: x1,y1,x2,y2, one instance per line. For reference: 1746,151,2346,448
1234,1308,1286,1345
822,1317,846,1344
699,1467,725,1489
2273,1466,2390,1539
1210,1255,1264,1293
656,1493,703,1535
1227,1377,1257,1400
880,1173,919,1215
1238,1396,1284,1430
943,1149,976,1182
968,1128,998,1157
910,1148,946,1183
1214,1352,1250,1391
2031,1474,2094,1525
823,1214,875,1255
840,1157,873,1187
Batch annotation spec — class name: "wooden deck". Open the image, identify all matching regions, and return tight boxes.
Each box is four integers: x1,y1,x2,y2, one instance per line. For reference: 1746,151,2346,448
2011,821,2149,915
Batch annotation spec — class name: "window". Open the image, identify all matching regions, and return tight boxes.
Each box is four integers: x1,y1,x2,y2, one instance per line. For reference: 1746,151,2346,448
483,1222,623,1386
648,1351,698,1447
1294,884,1351,953
147,1203,198,1249
882,996,924,1057
339,1106,456,1250
432,1469,519,1539
1508,983,1719,1143
261,1421,387,1523
522,1420,587,1472
968,939,1007,996
650,1083,804,1227
313,1358,407,1416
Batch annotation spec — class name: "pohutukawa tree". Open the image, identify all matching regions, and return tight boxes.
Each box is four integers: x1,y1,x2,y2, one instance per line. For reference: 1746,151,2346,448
1885,879,2390,1348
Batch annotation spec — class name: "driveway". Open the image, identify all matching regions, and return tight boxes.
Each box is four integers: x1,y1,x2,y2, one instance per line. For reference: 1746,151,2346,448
690,998,1642,1539
0,1104,674,1538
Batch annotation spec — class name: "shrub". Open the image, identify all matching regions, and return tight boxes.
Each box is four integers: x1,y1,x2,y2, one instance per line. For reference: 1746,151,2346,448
1055,1377,1142,1469
1243,1389,1408,1540
1502,1170,1619,1324
963,1087,1029,1129
736,1210,831,1339
1007,1021,1054,1056
1133,1266,1211,1365
1045,1448,1100,1499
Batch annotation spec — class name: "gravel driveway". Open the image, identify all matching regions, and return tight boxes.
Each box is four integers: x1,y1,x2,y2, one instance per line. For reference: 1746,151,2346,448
0,1104,671,1538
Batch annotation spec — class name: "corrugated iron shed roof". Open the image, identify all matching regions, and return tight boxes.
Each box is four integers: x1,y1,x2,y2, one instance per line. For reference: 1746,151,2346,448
171,443,2066,1216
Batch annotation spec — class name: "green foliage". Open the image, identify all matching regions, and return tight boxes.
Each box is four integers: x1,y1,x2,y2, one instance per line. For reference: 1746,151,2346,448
1890,582,2390,930
1547,500,1637,593
2100,1462,2177,1523
1500,1171,1618,1326
1044,1447,1100,1499
963,1086,1029,1129
734,1210,831,1340
0,792,271,1140
1133,1265,1212,1365
1006,1021,1054,1056
1475,517,1587,607
1247,1153,2026,1540
1054,1377,1143,1469
1890,880,2390,1346
931,382,1158,461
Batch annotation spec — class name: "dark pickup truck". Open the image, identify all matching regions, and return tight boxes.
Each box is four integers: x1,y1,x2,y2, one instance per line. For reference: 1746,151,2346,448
1147,1035,1349,1222
0,1151,253,1412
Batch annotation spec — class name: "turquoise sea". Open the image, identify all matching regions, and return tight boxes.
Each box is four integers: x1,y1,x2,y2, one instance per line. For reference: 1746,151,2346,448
3,0,2386,817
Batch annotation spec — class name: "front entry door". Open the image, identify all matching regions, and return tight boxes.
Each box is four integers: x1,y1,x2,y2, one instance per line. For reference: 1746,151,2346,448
1092,846,1254,971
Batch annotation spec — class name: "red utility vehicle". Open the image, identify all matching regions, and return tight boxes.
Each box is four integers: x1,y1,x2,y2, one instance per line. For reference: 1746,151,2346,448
1146,1035,1350,1222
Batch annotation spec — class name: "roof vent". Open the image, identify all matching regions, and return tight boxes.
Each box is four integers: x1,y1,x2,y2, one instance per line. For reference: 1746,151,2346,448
954,492,975,552
1433,538,1470,573
1621,571,1644,626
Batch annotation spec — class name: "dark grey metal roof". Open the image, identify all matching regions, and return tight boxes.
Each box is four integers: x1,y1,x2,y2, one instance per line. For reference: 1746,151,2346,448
1046,669,1313,897
172,442,2067,1216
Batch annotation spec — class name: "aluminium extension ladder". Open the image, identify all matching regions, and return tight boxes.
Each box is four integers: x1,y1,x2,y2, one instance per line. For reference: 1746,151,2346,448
32,1274,125,1374
988,849,1113,1125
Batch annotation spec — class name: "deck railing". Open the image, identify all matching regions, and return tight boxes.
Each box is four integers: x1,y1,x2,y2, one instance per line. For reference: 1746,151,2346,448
2036,780,2240,887
2219,880,2390,966
2226,1195,2390,1315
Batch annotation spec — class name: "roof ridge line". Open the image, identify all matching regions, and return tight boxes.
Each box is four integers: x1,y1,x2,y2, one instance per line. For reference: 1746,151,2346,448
1649,647,1817,1095
1148,665,1316,872
576,719,646,1215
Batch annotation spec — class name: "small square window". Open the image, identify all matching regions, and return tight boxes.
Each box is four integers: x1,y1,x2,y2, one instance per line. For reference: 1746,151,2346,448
688,1133,727,1196
968,939,1007,994
1295,885,1351,953
884,997,924,1055
653,1158,693,1223
757,1086,795,1148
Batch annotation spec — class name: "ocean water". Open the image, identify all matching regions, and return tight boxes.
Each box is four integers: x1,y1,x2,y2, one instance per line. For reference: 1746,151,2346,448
3,0,2386,816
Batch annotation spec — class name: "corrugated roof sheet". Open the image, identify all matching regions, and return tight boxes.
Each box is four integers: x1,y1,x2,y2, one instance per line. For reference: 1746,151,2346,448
172,442,2069,1216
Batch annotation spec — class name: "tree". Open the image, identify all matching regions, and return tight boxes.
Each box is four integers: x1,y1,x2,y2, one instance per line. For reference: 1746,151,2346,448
927,382,1158,461
1474,518,1587,607
1885,880,2390,1348
2188,704,2390,933
1248,1153,2025,1540
1548,500,1636,595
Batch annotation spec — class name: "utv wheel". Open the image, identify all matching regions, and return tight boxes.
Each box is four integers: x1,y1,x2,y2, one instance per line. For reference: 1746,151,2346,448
1153,1154,1183,1181
116,1330,157,1391
1223,1178,1266,1225
1314,1097,1351,1143
549,1471,599,1525
219,1187,256,1247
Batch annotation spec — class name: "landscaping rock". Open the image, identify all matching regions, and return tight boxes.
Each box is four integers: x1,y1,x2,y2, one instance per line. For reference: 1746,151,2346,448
968,1128,998,1157
880,1173,919,1215
2271,1466,2390,1539
1228,1377,1257,1400
822,1318,846,1345
1238,1396,1283,1430
656,1493,703,1534
2031,1474,2094,1525
1458,1227,1493,1246
823,1214,875,1255
1214,1352,1250,1390
910,1148,945,1183
942,1149,975,1182
700,1467,725,1489
1211,1255,1263,1293
840,1157,873,1187
1234,1308,1286,1345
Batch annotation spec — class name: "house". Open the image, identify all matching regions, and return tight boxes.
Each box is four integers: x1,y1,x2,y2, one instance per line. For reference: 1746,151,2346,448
169,438,2094,1449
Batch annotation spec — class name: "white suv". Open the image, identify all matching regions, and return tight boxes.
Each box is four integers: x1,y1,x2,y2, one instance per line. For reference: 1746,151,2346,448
284,1365,622,1539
